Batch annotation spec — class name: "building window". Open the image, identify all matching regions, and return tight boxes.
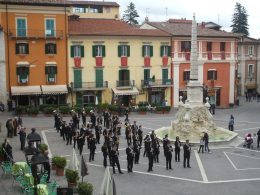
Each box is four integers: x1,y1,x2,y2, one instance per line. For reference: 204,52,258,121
207,42,212,51
183,70,190,81
92,45,105,57
83,95,95,106
181,41,191,52
45,18,55,37
142,45,153,57
73,7,85,13
45,43,56,54
16,18,27,37
15,43,29,54
71,45,84,58
248,46,254,55
45,66,57,83
89,5,103,13
248,64,254,78
160,45,171,57
118,45,130,57
220,42,226,51
207,69,217,80
16,66,29,84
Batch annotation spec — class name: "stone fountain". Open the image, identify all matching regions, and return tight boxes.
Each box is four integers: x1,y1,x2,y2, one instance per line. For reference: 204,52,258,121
155,14,237,144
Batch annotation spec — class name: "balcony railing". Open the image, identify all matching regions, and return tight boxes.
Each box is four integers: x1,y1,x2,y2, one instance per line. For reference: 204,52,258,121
116,80,135,88
141,79,173,88
8,29,63,39
72,81,108,90
176,52,235,61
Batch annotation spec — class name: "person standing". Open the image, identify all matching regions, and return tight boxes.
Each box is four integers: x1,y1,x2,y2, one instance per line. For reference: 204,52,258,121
89,134,96,162
198,137,204,153
124,107,129,122
101,143,108,167
163,134,169,157
82,108,87,126
18,127,26,150
137,125,143,147
126,143,134,173
66,125,73,145
95,125,101,144
174,136,181,162
147,138,154,172
165,142,173,170
257,129,260,148
6,118,13,138
111,145,123,174
90,111,96,129
133,141,140,164
183,140,191,168
13,117,18,136
204,132,210,152
78,132,85,155
228,115,234,131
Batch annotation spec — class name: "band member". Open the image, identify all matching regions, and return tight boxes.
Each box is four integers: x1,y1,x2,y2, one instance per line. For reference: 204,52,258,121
137,125,143,146
126,143,134,172
174,136,181,162
165,142,173,170
82,108,87,126
147,138,153,172
95,125,101,144
101,143,108,167
78,132,85,155
183,139,191,168
89,134,96,162
133,141,140,164
153,137,160,163
111,145,123,174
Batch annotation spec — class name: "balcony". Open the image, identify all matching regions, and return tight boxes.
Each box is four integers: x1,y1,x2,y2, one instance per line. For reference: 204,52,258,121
8,29,63,40
176,52,235,61
72,81,108,91
116,80,135,89
141,79,173,88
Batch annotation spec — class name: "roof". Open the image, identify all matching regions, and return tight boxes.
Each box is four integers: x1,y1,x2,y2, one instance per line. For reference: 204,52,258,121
68,18,171,37
0,0,119,7
146,19,240,38
68,0,119,7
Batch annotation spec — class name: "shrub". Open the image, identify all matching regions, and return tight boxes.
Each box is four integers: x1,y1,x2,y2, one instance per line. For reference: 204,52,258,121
108,104,119,112
39,144,48,153
27,107,39,115
65,169,79,183
156,106,171,112
59,106,71,114
43,107,55,114
138,106,148,112
16,106,27,114
54,157,67,169
138,101,149,107
39,104,57,112
78,182,93,195
72,106,82,113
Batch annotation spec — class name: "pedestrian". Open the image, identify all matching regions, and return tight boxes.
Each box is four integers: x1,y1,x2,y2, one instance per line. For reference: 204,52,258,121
111,145,123,174
147,138,154,172
163,134,169,157
90,111,96,129
6,118,14,138
204,132,210,152
198,136,204,153
153,137,160,163
165,142,173,170
18,127,26,150
101,142,108,167
133,142,140,164
89,134,96,162
137,125,143,146
174,136,181,162
82,108,87,126
257,129,260,148
66,125,73,145
78,132,85,155
13,117,18,136
183,139,191,168
126,143,134,173
95,125,101,144
124,107,129,122
2,139,13,162
211,104,215,115
228,115,234,131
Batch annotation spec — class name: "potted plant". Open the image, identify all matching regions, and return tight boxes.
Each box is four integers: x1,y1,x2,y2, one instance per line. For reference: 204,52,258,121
51,156,59,170
27,107,39,116
65,168,79,188
78,182,94,195
39,144,48,154
155,106,164,114
55,157,67,176
138,106,148,115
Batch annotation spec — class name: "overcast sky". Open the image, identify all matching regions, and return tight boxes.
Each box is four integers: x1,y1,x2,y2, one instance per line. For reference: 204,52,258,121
114,0,259,39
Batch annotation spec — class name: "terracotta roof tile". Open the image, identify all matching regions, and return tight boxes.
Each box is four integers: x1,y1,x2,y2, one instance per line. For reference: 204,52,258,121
147,20,240,38
68,18,171,37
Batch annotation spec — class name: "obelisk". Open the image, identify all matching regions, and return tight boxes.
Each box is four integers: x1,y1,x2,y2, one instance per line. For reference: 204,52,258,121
186,14,203,107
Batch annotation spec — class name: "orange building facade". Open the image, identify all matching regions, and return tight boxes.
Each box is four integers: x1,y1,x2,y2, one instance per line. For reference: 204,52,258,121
0,0,69,106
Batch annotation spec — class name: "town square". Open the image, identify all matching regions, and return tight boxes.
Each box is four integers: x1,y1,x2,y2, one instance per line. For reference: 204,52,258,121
0,0,260,195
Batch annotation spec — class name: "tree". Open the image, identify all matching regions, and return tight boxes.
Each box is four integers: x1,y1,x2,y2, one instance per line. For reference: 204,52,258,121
231,2,249,36
123,2,140,25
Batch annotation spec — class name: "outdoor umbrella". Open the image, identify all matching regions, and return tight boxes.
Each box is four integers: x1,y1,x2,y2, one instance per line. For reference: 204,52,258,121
80,155,88,183
100,167,116,195
69,148,79,171
95,96,99,105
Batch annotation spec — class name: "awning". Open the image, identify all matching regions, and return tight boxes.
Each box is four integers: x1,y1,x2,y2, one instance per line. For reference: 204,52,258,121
41,85,68,95
246,83,257,89
112,87,139,96
11,86,42,96
17,61,30,66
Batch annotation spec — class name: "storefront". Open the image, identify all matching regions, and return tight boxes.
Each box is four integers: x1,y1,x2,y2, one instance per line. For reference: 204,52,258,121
112,87,139,107
41,85,68,105
147,88,165,106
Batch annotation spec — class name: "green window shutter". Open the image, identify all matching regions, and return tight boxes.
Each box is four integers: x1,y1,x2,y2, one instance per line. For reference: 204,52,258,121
144,69,150,81
168,46,171,57
53,66,57,74
70,45,75,57
80,45,84,57
92,45,96,57
25,44,29,54
76,92,83,107
74,69,82,88
207,71,210,80
150,46,153,57
127,45,130,57
162,69,168,83
15,43,19,54
125,69,130,80
215,71,218,80
16,67,20,75
118,45,121,57
26,67,30,75
142,45,145,57
160,45,164,57
96,69,103,87
45,67,49,74
102,45,106,57
118,70,122,81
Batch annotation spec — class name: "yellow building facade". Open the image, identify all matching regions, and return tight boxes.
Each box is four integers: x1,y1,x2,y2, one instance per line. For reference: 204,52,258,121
68,18,172,107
